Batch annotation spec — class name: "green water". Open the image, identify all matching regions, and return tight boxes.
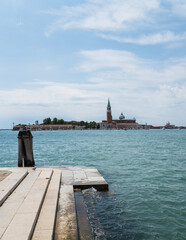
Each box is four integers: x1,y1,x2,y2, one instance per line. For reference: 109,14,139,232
0,129,186,239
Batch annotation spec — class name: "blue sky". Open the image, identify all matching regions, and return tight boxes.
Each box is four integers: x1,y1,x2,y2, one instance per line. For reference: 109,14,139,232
0,0,186,128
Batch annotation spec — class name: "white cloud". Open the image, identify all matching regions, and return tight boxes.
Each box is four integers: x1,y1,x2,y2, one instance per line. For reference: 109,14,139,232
168,0,186,17
79,49,186,84
100,31,186,45
43,0,160,36
1,49,186,128
42,0,186,48
0,81,108,128
77,49,186,124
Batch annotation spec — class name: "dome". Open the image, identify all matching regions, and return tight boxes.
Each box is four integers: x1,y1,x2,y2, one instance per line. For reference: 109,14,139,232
119,113,125,120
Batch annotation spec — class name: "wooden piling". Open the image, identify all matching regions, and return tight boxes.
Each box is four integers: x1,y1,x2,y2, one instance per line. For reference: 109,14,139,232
18,128,35,167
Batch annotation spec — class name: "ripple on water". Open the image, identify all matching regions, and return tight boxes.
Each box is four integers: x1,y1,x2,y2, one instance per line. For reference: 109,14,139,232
0,130,186,239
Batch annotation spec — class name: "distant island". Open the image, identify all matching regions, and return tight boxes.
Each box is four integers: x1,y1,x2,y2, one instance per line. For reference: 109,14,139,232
13,99,186,131
13,118,99,131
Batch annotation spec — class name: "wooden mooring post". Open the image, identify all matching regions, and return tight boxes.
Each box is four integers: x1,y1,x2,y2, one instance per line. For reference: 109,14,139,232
18,127,35,167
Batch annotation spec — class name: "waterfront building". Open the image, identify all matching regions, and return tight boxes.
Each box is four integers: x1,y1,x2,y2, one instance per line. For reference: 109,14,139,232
164,122,175,129
13,124,85,131
100,99,147,130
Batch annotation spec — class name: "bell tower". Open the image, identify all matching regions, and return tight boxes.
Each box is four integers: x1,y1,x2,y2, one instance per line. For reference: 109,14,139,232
107,98,112,124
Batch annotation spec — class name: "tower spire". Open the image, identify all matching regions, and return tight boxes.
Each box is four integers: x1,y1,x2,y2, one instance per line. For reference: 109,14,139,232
107,98,111,112
107,98,111,108
107,98,112,124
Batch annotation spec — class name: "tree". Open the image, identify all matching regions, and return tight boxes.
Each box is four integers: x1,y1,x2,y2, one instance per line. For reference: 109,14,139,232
43,118,51,125
85,122,89,129
57,119,65,124
80,121,85,126
88,121,96,129
52,117,58,124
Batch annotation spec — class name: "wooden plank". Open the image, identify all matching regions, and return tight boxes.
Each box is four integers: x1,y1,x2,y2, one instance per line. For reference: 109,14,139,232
55,185,78,240
73,170,87,183
87,176,106,182
74,191,93,240
0,169,28,206
1,169,53,240
37,167,109,191
85,170,102,178
61,170,74,185
32,170,61,240
83,167,98,172
0,171,11,182
73,182,109,191
74,168,109,191
0,169,41,238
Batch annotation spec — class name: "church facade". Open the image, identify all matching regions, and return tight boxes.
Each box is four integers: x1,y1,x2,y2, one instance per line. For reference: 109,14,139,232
100,99,147,130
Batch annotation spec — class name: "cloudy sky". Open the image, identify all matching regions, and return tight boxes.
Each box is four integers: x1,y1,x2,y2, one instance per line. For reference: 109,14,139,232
0,0,186,128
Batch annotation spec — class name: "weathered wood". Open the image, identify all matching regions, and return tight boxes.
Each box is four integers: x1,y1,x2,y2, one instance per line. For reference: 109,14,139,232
0,166,109,239
55,185,78,240
0,169,41,238
61,170,74,185
73,168,109,191
1,169,53,240
73,182,109,191
73,170,87,183
32,170,61,240
0,171,11,182
75,191,93,240
18,128,35,167
45,166,109,191
0,169,28,206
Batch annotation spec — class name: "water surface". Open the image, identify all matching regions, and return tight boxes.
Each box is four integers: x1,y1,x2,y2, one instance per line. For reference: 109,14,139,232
0,129,185,240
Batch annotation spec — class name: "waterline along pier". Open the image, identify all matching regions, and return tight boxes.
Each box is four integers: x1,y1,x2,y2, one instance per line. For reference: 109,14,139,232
0,166,108,240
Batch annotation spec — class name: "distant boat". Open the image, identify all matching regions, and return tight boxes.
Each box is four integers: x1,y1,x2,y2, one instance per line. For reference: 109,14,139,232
162,127,165,130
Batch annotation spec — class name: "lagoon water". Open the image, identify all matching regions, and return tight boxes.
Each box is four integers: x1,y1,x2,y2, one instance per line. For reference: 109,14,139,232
0,129,186,240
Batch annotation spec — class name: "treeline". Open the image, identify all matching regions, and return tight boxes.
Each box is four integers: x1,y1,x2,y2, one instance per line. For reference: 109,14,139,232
42,117,100,129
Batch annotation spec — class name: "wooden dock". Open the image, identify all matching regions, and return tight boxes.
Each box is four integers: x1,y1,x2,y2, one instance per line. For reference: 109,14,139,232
0,166,108,240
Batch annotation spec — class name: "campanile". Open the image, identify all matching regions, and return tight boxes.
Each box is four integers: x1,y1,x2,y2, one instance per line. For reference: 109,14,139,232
107,98,112,124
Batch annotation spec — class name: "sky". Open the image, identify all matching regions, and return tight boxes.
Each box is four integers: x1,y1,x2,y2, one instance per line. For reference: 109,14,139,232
0,0,186,128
